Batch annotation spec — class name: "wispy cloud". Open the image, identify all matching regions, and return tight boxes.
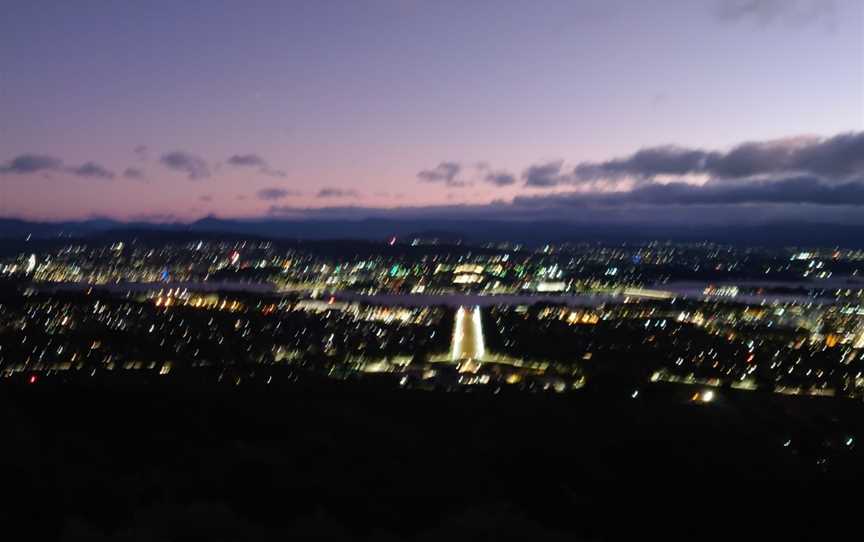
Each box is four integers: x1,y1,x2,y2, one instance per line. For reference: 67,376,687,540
522,161,569,188
161,151,210,180
227,153,286,178
0,154,63,175
68,162,115,180
123,167,145,180
227,154,266,167
419,161,517,188
0,154,117,180
484,172,517,187
715,0,836,27
417,162,463,186
257,187,299,200
317,187,359,198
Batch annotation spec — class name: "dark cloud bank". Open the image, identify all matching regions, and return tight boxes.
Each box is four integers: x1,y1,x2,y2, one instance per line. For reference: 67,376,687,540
408,132,864,224
567,132,863,183
3,132,862,226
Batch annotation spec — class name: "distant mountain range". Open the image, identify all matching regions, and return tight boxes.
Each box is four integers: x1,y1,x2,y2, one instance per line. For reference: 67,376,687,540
2,216,864,249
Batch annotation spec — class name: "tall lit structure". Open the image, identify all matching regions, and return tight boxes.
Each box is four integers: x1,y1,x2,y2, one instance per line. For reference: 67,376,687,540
450,306,486,362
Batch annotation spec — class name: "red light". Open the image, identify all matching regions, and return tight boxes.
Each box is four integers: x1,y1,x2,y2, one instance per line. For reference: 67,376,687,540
27,375,37,384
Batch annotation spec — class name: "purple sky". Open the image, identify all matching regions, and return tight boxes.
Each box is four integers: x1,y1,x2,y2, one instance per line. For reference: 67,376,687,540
0,0,861,223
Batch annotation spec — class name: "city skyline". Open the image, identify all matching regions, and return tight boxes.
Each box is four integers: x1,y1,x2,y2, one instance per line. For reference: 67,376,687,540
5,4,864,537
1,0,861,223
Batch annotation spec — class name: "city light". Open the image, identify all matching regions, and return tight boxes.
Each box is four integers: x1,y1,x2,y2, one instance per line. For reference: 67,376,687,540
472,306,485,361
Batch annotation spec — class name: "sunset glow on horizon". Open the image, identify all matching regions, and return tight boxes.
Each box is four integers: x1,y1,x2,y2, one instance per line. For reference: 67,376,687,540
0,0,861,223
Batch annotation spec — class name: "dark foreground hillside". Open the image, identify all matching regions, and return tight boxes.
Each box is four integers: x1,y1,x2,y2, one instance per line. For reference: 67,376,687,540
3,370,863,541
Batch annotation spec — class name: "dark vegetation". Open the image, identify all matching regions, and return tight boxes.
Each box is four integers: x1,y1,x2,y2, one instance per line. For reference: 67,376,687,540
2,372,863,541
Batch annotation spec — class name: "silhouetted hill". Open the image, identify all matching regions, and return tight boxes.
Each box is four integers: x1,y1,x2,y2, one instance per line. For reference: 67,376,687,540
2,375,862,540
2,217,864,248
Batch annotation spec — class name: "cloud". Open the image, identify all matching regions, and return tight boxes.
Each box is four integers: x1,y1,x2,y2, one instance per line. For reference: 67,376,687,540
417,162,462,185
0,154,63,175
261,131,864,226
650,93,669,107
571,132,864,183
134,145,149,160
227,154,266,167
716,133,864,179
256,187,299,201
199,195,214,203
514,176,864,208
522,161,569,187
160,151,210,180
317,187,359,198
1,153,115,179
265,178,864,226
419,161,516,187
484,172,517,187
67,161,115,179
227,153,286,178
715,0,836,26
123,167,145,180
273,178,864,220
574,147,708,182
418,132,863,191
717,0,791,23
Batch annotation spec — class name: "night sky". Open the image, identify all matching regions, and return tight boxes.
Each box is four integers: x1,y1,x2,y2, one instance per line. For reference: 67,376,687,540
0,0,861,224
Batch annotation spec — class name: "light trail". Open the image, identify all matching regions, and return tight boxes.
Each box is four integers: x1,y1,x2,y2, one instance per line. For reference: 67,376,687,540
472,305,485,360
451,306,465,362
450,305,486,362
